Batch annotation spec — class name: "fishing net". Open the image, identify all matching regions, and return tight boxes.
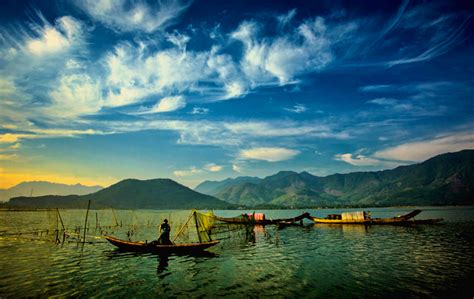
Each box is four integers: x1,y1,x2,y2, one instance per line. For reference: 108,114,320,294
1,209,255,246
195,211,215,242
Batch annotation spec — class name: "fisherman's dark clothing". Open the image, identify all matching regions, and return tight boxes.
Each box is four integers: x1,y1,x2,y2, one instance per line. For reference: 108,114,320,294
158,222,172,245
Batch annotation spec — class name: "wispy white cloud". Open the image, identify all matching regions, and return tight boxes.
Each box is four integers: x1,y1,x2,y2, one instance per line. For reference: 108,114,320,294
0,129,107,144
0,13,91,130
341,3,472,68
231,16,339,85
174,163,222,177
223,81,247,99
232,164,243,173
359,84,393,92
77,0,191,33
367,98,413,111
166,31,191,51
105,119,349,147
173,166,201,177
189,107,209,115
277,9,297,28
136,96,186,114
203,163,223,172
384,8,472,67
45,12,359,115
26,16,84,56
284,104,307,113
374,131,474,162
359,81,461,119
103,41,227,106
366,0,409,50
238,147,300,162
48,74,104,117
334,153,381,166
1,12,85,61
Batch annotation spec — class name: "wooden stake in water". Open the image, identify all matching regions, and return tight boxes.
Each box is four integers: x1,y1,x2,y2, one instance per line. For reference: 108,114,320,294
83,200,91,244
56,209,65,230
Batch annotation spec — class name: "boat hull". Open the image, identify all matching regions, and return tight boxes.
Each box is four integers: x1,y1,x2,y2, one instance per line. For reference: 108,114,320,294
215,212,310,225
310,210,442,225
105,236,219,253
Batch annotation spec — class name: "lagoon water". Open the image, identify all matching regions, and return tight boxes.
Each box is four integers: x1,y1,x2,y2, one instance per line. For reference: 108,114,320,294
1,207,474,297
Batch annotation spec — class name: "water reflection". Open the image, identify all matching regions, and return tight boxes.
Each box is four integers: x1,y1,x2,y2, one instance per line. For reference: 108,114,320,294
157,254,169,274
245,225,256,243
1,207,474,297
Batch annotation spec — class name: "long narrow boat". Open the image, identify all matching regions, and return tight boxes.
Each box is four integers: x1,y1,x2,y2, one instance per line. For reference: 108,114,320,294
105,236,219,254
309,209,443,225
215,212,310,225
105,210,219,254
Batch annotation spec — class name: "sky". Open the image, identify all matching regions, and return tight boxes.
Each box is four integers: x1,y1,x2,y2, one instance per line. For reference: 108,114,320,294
0,0,473,189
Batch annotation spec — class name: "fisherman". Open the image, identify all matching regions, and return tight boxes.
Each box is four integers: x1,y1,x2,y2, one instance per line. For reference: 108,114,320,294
157,219,172,245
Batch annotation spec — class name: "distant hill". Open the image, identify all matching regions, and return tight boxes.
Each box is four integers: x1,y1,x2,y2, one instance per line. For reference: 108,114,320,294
7,178,235,209
0,181,103,202
195,150,474,207
195,176,261,195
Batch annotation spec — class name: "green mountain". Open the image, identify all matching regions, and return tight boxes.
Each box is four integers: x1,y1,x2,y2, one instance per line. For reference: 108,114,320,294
7,178,234,209
194,176,261,195
196,150,474,207
0,181,103,202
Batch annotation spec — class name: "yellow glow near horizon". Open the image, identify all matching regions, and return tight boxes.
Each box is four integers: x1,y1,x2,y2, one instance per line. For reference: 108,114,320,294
0,170,117,189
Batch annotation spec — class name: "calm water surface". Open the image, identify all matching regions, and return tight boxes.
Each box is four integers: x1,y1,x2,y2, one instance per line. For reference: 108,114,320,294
1,206,473,297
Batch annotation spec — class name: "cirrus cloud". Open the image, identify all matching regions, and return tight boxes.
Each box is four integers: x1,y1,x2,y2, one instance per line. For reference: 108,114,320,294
238,147,300,162
335,153,381,166
232,164,243,173
136,96,186,114
26,15,84,56
173,166,201,177
374,131,474,162
204,163,223,172
76,0,191,33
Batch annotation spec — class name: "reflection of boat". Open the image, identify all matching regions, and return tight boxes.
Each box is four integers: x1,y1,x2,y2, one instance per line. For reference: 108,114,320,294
277,220,305,230
309,209,443,225
105,236,219,254
106,210,219,253
215,212,310,225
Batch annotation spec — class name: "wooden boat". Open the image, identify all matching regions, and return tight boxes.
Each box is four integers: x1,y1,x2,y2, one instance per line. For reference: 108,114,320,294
106,210,219,254
105,236,219,254
215,212,310,225
309,209,443,225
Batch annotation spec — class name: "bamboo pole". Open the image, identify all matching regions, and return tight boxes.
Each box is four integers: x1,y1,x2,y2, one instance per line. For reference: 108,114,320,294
56,209,65,230
172,212,194,243
83,200,91,244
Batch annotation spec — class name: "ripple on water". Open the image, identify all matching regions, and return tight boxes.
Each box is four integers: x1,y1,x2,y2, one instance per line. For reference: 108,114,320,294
1,208,474,297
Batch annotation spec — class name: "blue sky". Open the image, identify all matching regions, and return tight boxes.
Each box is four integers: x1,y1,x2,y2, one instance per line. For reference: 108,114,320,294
0,0,473,188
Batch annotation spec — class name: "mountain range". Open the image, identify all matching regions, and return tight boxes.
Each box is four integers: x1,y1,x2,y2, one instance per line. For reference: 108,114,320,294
0,181,103,202
4,150,473,209
6,178,234,209
195,150,474,207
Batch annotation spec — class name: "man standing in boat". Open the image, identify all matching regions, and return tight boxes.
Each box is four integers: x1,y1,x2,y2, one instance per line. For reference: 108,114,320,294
157,219,172,245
